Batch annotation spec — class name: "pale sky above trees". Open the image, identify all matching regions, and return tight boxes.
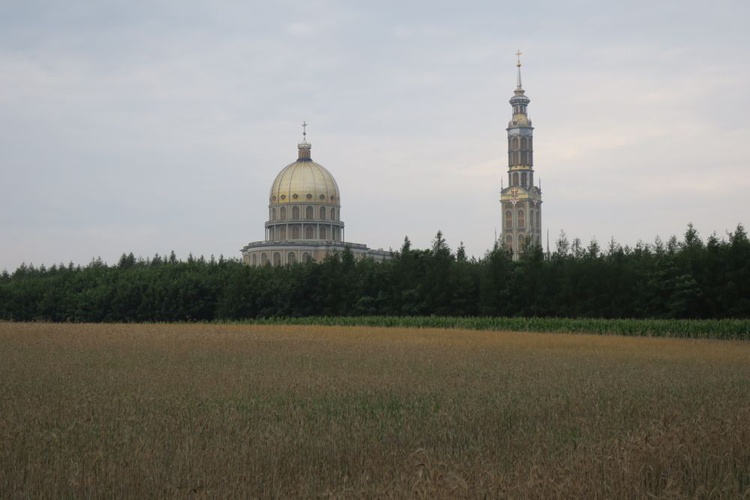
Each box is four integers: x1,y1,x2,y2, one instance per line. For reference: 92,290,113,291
1,0,748,270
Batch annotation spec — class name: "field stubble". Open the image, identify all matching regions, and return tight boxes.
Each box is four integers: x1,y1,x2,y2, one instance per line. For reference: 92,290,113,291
1,323,749,498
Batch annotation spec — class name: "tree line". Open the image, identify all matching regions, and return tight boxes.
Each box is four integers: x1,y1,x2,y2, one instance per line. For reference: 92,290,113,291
1,224,748,322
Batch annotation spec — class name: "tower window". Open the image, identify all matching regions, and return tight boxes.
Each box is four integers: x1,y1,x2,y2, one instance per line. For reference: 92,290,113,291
518,234,526,252
518,209,525,229
292,225,301,239
505,234,513,249
512,172,519,186
305,225,314,239
292,206,300,219
306,206,314,220
320,206,326,220
271,207,276,221
505,210,513,228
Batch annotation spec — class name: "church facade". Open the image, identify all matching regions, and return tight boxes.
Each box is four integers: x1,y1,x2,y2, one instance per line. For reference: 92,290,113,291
241,128,390,266
500,53,542,258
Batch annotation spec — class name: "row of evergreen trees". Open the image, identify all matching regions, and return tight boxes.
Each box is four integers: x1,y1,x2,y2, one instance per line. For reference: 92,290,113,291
1,224,748,322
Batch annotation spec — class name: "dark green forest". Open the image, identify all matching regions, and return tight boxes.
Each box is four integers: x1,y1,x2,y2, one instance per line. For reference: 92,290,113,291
1,224,748,322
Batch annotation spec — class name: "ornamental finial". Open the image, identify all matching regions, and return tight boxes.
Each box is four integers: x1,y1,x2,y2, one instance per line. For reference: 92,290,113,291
298,121,311,160
515,50,523,89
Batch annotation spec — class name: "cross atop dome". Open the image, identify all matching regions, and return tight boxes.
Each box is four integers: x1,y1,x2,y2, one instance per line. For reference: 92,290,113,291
298,120,312,160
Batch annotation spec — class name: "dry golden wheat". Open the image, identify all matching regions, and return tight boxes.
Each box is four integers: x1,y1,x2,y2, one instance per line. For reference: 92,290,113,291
0,322,748,498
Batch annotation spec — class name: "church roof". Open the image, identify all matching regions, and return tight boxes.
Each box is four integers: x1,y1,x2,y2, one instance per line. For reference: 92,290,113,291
268,142,340,205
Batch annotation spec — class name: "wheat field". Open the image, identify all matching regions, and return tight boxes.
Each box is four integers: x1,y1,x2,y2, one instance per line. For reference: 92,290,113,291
1,322,749,498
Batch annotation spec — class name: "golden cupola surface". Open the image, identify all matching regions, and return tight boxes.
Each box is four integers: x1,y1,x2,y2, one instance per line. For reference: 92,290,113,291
269,142,340,206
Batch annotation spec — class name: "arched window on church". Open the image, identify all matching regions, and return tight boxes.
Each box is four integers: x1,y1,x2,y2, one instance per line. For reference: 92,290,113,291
292,206,300,219
292,225,300,239
518,234,526,252
252,254,257,266
261,253,268,265
271,208,276,221
320,226,327,240
279,226,286,240
529,209,535,228
287,252,296,265
331,208,336,221
306,206,313,220
517,209,525,229
273,252,281,266
280,207,287,220
520,137,527,150
505,234,513,250
512,173,519,186
320,206,326,220
505,210,513,228
302,252,311,262
305,225,314,239
522,172,528,188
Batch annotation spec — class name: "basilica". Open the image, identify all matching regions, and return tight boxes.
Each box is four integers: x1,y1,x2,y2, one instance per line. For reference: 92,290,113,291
241,126,390,266
243,54,542,265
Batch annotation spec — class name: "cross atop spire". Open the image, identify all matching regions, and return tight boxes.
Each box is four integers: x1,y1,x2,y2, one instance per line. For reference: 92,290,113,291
302,121,308,141
515,50,523,89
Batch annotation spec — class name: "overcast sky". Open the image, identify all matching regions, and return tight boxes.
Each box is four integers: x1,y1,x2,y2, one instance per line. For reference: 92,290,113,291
1,0,749,271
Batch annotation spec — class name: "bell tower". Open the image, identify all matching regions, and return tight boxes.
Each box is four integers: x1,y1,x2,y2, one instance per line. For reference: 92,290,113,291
500,51,542,258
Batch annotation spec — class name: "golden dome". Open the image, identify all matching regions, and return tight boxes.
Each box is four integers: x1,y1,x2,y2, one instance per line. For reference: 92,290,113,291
269,142,340,205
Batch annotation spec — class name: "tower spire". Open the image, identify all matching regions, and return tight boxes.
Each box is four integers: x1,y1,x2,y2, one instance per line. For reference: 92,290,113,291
515,49,523,89
501,51,541,260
